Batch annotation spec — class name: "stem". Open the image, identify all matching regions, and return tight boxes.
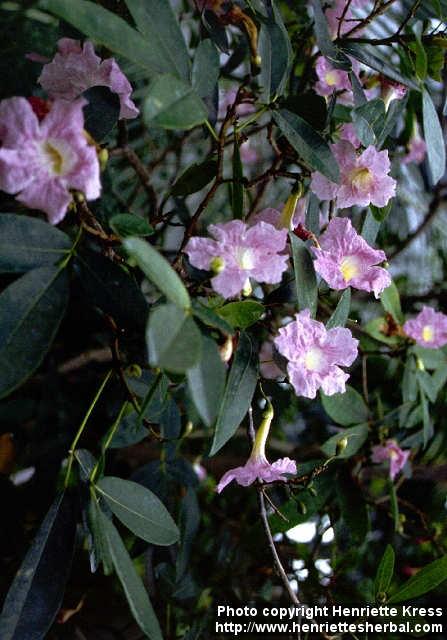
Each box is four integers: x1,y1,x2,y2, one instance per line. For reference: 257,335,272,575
135,371,163,427
90,401,128,484
64,369,113,487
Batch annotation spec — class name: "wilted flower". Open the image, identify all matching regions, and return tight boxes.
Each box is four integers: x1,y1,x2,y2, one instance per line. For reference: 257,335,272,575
217,401,296,492
380,78,407,111
37,38,139,120
371,440,410,480
402,123,427,165
311,141,396,209
185,220,288,298
0,97,100,224
274,309,358,398
312,217,391,297
403,306,447,348
259,341,284,379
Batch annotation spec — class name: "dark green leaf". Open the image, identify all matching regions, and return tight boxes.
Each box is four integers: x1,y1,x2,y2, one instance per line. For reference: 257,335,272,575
258,1,291,100
341,43,419,89
321,423,369,458
87,499,113,575
97,509,163,640
171,158,217,196
326,288,351,329
97,476,179,545
388,555,447,603
362,209,381,244
422,88,446,184
380,281,403,323
176,488,200,580
0,492,77,640
124,237,190,309
192,39,220,98
191,299,235,335
289,234,318,318
82,86,120,141
321,386,369,426
144,74,208,130
274,109,339,182
337,468,369,543
375,545,395,599
217,300,264,329
0,214,71,273
110,214,154,238
210,332,258,455
0,267,69,399
187,335,226,426
124,0,190,81
352,98,386,147
309,0,351,69
370,202,392,222
147,303,202,373
305,193,321,235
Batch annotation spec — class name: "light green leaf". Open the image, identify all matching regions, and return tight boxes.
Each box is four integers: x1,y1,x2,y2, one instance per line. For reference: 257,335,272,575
289,234,318,318
124,237,190,309
375,545,395,599
187,335,226,426
422,88,446,184
97,476,179,545
192,299,234,335
321,385,369,426
144,74,208,130
110,214,154,238
388,555,447,603
326,288,351,329
380,281,403,323
217,300,264,329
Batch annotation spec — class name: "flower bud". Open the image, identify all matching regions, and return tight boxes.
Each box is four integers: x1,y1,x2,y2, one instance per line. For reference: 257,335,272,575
336,436,349,456
98,148,109,171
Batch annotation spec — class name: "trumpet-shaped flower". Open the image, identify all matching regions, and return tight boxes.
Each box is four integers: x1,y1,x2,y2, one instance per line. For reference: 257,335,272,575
274,309,358,398
37,38,139,120
311,141,396,209
403,123,427,165
185,220,288,298
314,56,353,98
381,78,407,110
0,97,100,224
217,402,296,492
371,440,410,480
403,306,447,348
312,217,391,297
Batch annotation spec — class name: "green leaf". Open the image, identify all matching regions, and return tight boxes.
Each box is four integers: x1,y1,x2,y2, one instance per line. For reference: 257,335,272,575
309,0,351,69
412,345,447,370
0,214,71,273
146,303,202,373
411,33,428,80
187,335,226,426
40,0,171,75
321,423,369,458
123,237,190,309
87,500,113,575
364,316,401,346
422,88,446,184
176,488,200,581
321,385,369,426
0,267,69,399
110,214,154,238
144,74,208,130
0,493,77,640
326,288,351,329
370,202,392,222
82,86,120,141
352,98,386,147
210,332,258,455
124,0,190,81
191,299,234,335
375,544,395,599
192,39,220,98
217,300,264,329
171,158,218,196
306,193,321,236
337,468,369,543
97,476,179,545
97,509,163,640
289,234,318,318
388,555,447,603
341,43,419,89
362,209,381,245
273,109,339,183
258,1,291,100
380,281,403,323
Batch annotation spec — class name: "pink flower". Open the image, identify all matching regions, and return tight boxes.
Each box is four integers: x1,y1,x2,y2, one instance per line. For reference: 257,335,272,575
0,97,100,224
239,139,258,164
311,141,396,209
314,56,355,99
185,220,288,298
38,38,139,120
259,340,284,379
312,217,391,297
250,195,307,230
325,0,365,38
274,309,358,399
371,440,410,481
381,78,407,110
339,123,361,149
403,306,447,348
217,402,296,492
403,124,427,165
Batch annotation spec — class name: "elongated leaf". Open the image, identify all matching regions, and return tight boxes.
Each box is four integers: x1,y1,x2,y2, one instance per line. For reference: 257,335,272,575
124,237,190,309
210,332,258,455
309,0,351,69
422,88,446,184
147,303,202,373
326,288,351,329
388,555,447,603
361,209,381,244
110,214,154,238
192,39,220,98
0,492,77,640
321,385,369,426
124,0,190,81
380,281,403,323
290,234,318,317
172,158,218,196
0,267,69,399
321,423,369,459
374,545,395,598
217,300,264,329
352,98,386,147
87,499,113,575
97,476,179,545
97,510,163,640
41,0,171,74
191,299,234,335
187,335,226,426
0,214,71,273
176,488,200,580
144,74,208,130
258,1,291,100
274,109,339,183
341,43,419,89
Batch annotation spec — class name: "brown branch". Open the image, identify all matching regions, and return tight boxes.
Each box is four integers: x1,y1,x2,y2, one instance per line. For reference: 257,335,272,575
112,146,158,217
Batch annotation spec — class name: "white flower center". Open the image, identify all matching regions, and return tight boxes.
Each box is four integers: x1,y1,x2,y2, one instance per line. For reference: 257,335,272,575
39,138,76,177
422,325,434,342
304,346,325,372
235,247,255,271
350,167,373,191
325,71,339,86
339,255,361,282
